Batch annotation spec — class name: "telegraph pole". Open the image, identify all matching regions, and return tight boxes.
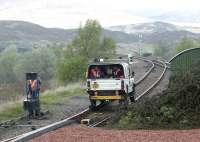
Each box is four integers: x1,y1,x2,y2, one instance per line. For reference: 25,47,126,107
138,34,143,56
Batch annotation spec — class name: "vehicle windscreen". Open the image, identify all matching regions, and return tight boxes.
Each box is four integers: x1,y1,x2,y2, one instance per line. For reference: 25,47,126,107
88,64,124,79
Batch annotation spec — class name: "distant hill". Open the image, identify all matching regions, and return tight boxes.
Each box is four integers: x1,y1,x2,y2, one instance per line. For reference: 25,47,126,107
0,20,77,50
0,20,77,42
108,22,200,43
108,22,181,34
0,20,199,50
0,20,137,50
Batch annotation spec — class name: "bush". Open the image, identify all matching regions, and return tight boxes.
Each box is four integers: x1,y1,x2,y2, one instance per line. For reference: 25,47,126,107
115,60,200,129
0,47,18,84
57,56,88,83
160,106,175,122
0,46,59,102
14,48,57,82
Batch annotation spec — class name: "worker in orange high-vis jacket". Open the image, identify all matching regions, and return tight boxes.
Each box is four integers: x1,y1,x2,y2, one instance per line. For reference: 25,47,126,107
112,66,124,78
28,79,38,99
90,66,101,78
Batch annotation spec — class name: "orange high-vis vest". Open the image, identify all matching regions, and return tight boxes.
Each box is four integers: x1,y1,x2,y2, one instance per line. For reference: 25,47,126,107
28,80,37,91
91,69,100,78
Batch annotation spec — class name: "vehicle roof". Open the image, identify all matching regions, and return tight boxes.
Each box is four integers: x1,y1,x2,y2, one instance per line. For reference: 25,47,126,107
89,61,128,65
88,62,130,70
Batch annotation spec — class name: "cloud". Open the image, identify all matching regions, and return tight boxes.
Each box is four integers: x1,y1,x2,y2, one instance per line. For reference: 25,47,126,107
0,0,200,28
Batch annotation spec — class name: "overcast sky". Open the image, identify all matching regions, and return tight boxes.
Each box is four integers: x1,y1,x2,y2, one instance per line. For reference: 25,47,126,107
0,0,199,28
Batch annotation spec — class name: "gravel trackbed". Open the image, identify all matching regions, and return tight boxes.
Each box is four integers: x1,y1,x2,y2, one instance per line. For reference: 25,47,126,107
30,125,200,142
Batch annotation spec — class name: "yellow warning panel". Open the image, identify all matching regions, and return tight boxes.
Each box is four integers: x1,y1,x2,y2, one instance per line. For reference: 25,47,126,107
92,82,99,89
90,95,123,100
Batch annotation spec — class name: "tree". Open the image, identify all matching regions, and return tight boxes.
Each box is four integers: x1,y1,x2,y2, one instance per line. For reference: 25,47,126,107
176,36,198,53
14,48,56,82
0,47,18,84
66,19,116,59
57,19,116,83
153,42,173,60
57,56,87,83
100,37,116,58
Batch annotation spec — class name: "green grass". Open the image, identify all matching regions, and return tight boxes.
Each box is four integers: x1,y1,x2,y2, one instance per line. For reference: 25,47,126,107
0,87,85,122
41,88,84,105
0,102,23,122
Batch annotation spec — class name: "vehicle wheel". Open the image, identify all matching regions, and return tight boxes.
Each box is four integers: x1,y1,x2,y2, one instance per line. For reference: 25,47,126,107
118,94,129,110
123,94,129,109
119,99,123,105
132,83,135,94
100,100,106,104
124,97,129,105
130,96,135,102
130,83,135,102
89,100,96,111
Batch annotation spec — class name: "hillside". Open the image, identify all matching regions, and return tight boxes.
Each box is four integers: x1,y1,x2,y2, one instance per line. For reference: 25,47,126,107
107,22,199,44
0,20,199,50
108,22,200,44
0,21,77,42
0,21,77,50
108,22,181,34
0,21,136,50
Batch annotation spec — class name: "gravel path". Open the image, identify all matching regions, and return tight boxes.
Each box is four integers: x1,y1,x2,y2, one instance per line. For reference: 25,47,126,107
30,125,200,142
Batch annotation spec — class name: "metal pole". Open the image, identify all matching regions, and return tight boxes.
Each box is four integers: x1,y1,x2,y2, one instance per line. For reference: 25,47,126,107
138,34,142,56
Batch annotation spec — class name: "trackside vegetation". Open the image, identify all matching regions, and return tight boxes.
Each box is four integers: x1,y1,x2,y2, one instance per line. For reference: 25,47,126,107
0,102,23,122
112,60,200,129
153,36,199,60
0,86,84,122
40,87,84,105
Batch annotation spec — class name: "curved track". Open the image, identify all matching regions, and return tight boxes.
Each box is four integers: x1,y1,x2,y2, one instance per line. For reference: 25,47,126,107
135,58,167,101
4,57,168,142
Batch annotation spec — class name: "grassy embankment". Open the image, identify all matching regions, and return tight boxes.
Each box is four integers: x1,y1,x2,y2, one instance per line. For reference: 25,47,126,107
0,84,84,122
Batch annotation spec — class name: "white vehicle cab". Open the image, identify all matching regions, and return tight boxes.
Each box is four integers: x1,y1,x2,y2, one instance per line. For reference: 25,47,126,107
86,55,135,109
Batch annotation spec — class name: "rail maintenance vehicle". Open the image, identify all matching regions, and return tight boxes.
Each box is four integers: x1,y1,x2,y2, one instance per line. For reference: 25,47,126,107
86,55,135,110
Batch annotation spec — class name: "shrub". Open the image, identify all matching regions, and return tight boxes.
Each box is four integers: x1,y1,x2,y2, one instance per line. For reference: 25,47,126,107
114,60,200,129
57,56,88,83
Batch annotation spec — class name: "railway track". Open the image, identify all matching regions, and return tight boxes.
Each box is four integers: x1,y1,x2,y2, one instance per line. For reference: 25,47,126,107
82,57,167,128
0,111,49,130
3,57,168,142
135,58,167,101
